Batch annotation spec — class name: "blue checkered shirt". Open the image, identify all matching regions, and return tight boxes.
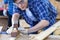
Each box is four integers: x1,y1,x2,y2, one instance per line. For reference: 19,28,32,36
15,0,57,30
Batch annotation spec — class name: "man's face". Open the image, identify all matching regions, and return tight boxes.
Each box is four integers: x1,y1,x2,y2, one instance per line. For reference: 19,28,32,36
15,0,28,10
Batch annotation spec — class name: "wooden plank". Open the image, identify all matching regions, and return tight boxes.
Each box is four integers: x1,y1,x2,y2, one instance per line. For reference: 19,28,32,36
0,33,60,40
45,35,60,40
29,35,60,40
31,21,60,40
53,27,60,35
0,34,29,40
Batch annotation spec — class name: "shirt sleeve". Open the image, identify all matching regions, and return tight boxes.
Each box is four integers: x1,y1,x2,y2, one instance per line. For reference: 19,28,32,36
4,0,8,4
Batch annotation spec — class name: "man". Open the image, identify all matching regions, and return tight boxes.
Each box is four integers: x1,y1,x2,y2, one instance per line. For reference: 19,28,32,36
14,0,57,34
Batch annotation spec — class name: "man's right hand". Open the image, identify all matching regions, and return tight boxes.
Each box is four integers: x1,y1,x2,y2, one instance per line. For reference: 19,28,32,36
3,9,7,16
18,27,29,35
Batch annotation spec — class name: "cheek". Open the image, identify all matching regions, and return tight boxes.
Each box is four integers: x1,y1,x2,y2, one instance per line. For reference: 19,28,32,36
18,4,21,7
18,4,24,8
21,4,25,7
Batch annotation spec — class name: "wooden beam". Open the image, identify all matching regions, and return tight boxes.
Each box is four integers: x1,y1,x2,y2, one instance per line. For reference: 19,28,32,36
45,35,60,40
31,21,60,40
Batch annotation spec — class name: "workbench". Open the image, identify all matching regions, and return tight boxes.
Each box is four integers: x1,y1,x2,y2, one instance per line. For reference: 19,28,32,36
0,33,60,40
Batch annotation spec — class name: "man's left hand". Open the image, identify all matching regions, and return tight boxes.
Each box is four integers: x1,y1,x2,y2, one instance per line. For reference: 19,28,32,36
20,29,28,35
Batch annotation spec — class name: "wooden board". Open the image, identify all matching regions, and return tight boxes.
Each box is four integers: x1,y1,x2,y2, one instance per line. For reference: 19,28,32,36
0,32,60,40
29,35,60,40
54,27,60,35
45,35,60,40
0,34,30,40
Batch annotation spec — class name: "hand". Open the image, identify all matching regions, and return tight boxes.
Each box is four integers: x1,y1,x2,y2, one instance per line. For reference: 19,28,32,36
3,9,7,16
18,27,26,31
20,29,28,35
18,27,28,35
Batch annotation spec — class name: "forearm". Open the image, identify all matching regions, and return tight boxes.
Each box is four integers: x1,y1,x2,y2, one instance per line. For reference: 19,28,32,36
28,20,49,33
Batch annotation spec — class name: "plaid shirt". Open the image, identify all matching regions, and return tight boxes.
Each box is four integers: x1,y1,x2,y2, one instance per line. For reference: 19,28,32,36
14,0,57,30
